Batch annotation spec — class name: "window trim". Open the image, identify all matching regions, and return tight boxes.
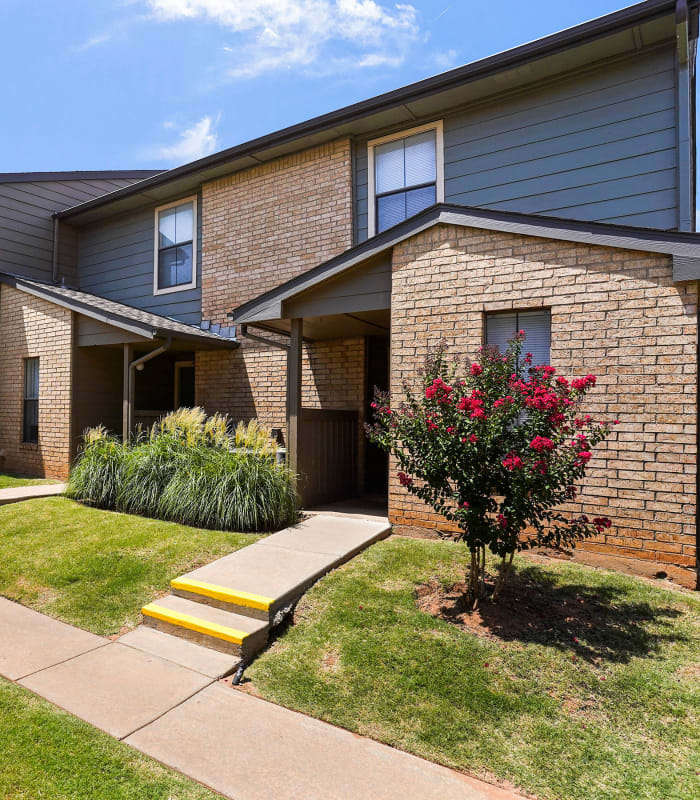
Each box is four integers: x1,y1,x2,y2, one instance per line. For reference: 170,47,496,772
153,195,198,296
22,357,39,445
367,120,444,238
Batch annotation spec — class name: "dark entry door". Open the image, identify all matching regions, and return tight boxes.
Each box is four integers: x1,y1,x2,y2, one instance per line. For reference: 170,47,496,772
364,336,389,494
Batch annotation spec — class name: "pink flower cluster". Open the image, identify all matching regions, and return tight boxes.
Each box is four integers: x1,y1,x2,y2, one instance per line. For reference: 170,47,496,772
425,378,453,403
571,374,596,391
530,435,555,453
502,453,523,471
457,390,487,420
398,472,413,487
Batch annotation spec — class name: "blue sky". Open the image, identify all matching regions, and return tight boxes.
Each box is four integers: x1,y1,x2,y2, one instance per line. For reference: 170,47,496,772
0,1,683,172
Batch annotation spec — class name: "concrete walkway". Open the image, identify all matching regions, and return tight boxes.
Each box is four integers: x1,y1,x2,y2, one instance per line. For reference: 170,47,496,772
0,511,526,800
0,482,66,505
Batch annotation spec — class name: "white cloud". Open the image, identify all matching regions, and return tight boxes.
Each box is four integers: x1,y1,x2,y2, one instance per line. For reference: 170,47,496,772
144,0,420,78
152,115,220,163
432,47,458,70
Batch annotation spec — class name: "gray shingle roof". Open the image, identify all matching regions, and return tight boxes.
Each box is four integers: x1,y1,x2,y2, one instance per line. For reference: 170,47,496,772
231,202,700,325
0,272,238,348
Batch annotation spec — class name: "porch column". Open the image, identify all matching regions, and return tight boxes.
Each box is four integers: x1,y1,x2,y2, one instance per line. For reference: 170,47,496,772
287,318,303,494
122,343,134,442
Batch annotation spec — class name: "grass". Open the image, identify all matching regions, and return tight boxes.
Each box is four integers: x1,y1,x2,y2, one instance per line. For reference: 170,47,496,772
0,496,262,635
248,537,700,800
0,472,59,489
0,678,220,799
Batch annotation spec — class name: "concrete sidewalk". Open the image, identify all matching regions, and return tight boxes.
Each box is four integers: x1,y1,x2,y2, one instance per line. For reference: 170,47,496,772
0,603,524,799
0,482,66,505
0,509,526,800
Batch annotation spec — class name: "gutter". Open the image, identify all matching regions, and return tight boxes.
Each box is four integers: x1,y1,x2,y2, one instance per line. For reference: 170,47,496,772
51,216,60,283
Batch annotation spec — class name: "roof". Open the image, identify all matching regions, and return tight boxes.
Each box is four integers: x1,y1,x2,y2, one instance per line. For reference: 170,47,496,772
230,203,700,325
55,0,696,225
0,273,238,348
0,170,162,184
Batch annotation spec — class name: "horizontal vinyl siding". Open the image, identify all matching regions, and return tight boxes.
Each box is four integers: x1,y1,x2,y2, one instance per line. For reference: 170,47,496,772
0,178,144,282
77,202,202,325
355,45,678,241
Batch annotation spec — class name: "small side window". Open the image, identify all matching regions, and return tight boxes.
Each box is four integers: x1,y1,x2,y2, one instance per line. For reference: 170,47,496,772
485,310,551,367
154,197,197,294
23,357,39,444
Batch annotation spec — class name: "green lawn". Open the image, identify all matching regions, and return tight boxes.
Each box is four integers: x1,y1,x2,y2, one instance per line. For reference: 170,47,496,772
248,537,700,800
0,472,60,489
0,497,261,635
0,678,220,799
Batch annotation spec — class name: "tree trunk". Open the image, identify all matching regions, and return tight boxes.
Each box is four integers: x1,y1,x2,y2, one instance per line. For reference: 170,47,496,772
466,546,486,609
492,551,515,602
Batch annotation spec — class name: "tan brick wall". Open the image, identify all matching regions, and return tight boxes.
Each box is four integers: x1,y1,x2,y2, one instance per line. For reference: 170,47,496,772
200,138,353,324
389,223,697,574
196,336,365,440
0,286,73,479
195,136,361,477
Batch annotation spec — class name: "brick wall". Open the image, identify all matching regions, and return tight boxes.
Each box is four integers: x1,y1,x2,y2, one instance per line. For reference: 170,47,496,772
0,285,73,479
390,223,697,575
196,336,365,440
196,136,360,459
200,138,353,324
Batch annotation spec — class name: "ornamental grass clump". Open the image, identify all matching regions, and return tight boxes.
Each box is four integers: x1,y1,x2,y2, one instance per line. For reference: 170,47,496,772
366,333,617,607
67,410,297,533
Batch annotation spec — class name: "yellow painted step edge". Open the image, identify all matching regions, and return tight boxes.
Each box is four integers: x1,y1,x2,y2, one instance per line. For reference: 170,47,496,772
142,603,249,645
171,577,273,612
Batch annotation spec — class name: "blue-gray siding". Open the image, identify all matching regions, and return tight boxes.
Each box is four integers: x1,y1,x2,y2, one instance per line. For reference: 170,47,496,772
0,178,140,282
77,199,202,325
354,45,678,242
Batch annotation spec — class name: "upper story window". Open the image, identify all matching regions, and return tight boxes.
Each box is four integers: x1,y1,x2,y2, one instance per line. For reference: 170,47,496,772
154,196,197,295
22,357,39,444
485,310,551,368
368,121,444,237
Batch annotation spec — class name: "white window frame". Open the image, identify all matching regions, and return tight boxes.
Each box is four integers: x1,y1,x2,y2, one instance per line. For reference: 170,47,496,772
153,195,198,296
367,120,444,238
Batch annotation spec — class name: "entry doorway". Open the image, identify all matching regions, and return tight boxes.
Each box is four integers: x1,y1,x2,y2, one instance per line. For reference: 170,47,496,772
364,335,389,495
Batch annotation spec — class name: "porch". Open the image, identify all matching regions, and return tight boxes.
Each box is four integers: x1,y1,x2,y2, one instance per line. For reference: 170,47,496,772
231,250,392,510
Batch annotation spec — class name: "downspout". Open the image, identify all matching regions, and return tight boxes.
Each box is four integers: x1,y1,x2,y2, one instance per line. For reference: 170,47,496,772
51,215,60,283
124,338,172,440
676,0,694,231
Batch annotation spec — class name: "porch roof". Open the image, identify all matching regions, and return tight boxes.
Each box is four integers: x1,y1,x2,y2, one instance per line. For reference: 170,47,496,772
230,203,700,329
0,272,238,349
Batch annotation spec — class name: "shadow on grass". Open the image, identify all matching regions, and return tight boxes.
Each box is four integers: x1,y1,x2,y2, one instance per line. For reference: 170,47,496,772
417,563,685,664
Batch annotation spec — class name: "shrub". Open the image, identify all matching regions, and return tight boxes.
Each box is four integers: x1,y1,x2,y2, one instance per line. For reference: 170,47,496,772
366,334,616,606
66,426,127,509
68,411,297,533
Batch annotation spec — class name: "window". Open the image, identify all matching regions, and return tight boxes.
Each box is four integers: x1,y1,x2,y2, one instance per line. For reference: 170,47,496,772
22,358,39,444
154,197,197,294
368,121,444,236
485,310,551,368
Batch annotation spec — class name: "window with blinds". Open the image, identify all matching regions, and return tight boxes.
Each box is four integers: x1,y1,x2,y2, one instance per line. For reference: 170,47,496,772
154,196,197,294
485,310,551,368
368,122,444,236
22,357,39,444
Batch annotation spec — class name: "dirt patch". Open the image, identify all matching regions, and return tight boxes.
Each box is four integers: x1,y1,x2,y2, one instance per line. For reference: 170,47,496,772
320,648,341,673
677,662,700,682
415,565,684,663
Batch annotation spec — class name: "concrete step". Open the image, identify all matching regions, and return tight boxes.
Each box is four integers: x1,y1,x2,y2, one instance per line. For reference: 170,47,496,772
119,626,241,679
141,595,268,659
171,515,390,622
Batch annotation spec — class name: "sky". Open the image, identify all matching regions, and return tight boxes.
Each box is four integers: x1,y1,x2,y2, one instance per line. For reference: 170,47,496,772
0,0,667,174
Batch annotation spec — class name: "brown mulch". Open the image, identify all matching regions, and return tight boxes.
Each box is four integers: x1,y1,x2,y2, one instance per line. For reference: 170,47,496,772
414,566,683,663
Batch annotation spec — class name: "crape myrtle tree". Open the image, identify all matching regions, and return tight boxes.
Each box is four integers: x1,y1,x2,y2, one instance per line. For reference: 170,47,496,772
366,332,617,607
